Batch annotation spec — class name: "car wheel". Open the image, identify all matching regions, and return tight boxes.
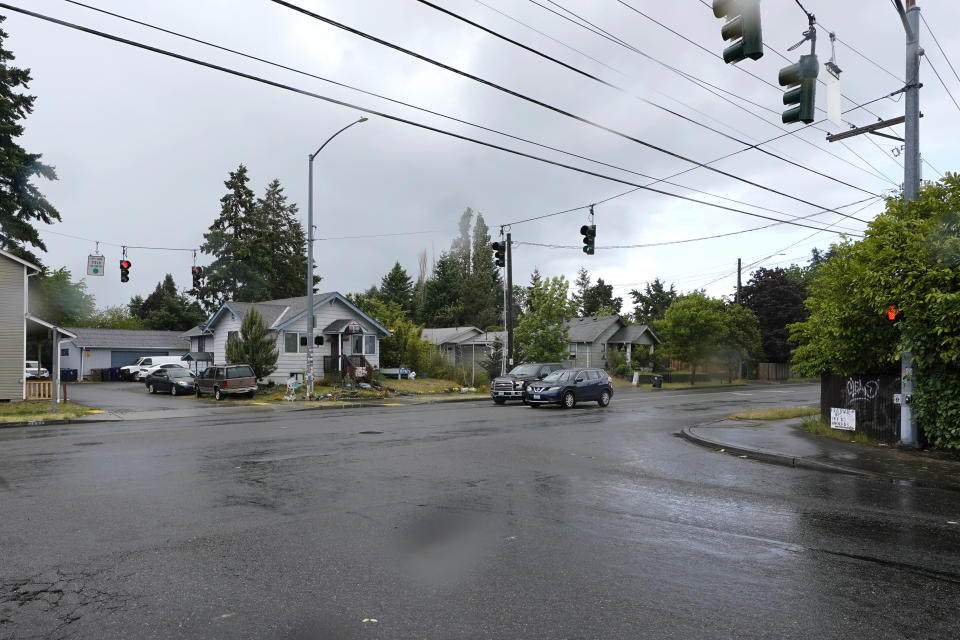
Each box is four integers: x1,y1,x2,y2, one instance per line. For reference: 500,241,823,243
493,397,506,405
148,383,156,394
562,391,576,409
246,391,256,399
598,390,611,407
215,387,223,401
170,385,178,396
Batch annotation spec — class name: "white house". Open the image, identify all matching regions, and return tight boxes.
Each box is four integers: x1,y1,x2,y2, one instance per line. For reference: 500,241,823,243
185,292,390,383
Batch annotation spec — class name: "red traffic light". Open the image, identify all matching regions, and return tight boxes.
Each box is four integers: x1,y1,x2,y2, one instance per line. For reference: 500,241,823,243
887,305,898,321
120,260,131,269
192,266,202,275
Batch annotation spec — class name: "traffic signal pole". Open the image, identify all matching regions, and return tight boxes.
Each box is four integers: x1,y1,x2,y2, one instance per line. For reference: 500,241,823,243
901,0,921,445
506,232,514,368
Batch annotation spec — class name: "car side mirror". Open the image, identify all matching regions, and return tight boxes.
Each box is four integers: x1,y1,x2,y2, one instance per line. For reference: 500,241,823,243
575,377,584,383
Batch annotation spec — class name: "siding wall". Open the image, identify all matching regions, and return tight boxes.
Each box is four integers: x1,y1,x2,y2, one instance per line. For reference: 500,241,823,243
568,322,623,369
0,258,25,400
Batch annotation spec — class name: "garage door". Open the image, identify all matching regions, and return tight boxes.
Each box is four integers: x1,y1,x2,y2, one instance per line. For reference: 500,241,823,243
110,350,169,368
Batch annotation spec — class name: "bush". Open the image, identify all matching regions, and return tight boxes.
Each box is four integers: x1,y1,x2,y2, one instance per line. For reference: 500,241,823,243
609,350,632,376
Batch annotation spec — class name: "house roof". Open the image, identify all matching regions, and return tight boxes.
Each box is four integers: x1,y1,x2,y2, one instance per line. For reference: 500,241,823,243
609,324,661,345
180,324,212,338
203,292,391,337
0,248,41,273
460,330,505,346
563,316,624,343
420,326,482,345
62,327,190,350
322,318,355,333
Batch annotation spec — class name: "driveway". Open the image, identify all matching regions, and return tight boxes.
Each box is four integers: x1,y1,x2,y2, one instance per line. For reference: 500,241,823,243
66,381,240,415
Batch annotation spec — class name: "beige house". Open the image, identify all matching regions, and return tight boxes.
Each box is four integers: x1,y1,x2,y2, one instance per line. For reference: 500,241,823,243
0,249,76,402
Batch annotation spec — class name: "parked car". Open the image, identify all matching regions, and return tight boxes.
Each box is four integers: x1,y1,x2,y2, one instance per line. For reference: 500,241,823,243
144,367,196,396
524,368,613,409
140,362,189,380
490,362,564,405
120,356,186,381
195,364,258,400
24,360,49,379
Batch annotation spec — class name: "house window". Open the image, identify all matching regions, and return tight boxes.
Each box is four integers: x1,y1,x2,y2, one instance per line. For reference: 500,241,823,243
364,335,376,355
227,331,239,343
284,332,307,353
351,334,363,354
61,348,70,357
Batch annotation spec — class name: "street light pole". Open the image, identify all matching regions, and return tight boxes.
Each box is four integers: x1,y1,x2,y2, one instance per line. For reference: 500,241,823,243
306,116,367,400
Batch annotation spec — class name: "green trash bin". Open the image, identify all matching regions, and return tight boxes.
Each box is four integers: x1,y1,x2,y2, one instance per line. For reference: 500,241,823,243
651,374,663,388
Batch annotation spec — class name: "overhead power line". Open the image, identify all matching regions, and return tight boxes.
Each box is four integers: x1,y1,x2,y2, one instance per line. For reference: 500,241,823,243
534,0,901,185
56,0,863,229
415,0,883,194
924,56,960,115
921,12,960,87
267,0,881,219
0,3,862,239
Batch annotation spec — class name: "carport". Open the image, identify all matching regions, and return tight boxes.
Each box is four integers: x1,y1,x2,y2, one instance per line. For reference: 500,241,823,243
25,314,76,406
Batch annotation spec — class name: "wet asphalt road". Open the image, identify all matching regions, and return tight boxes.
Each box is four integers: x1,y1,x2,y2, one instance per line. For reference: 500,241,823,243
1,383,959,639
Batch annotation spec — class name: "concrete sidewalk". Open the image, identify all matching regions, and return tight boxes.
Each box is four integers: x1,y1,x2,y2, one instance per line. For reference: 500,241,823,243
680,419,960,491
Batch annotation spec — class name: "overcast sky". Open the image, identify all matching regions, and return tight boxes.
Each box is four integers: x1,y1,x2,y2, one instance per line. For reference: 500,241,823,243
9,0,960,314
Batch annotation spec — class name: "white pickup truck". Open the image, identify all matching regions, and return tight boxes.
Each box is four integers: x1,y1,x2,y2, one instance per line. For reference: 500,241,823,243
25,360,49,379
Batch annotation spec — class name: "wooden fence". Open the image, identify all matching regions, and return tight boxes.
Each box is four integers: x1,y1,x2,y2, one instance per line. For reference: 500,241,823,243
25,380,68,402
758,362,792,382
820,374,901,444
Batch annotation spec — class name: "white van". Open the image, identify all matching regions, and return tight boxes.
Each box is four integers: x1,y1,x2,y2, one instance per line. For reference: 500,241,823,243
120,356,186,381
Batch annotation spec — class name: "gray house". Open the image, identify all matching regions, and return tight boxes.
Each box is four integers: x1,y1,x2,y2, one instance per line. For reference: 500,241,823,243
59,328,191,379
0,249,76,401
421,327,504,373
185,292,390,384
564,316,659,369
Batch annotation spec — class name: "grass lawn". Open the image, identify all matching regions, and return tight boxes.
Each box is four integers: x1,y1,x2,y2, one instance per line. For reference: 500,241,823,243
800,415,872,444
0,401,98,423
380,378,470,394
729,406,819,420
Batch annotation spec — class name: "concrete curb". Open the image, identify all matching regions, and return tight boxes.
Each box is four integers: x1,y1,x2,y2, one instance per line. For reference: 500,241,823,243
678,426,871,478
0,416,120,429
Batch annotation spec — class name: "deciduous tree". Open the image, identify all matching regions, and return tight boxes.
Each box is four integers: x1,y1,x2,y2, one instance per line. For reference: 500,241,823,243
656,292,726,385
514,276,577,362
739,268,807,363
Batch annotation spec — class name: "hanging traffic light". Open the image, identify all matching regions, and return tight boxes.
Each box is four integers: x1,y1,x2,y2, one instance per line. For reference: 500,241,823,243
779,54,819,124
712,0,764,64
492,241,505,267
581,225,596,255
192,265,203,289
119,259,131,283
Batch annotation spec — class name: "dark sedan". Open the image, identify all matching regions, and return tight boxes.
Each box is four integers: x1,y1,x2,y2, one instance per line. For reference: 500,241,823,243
524,368,613,409
144,367,196,396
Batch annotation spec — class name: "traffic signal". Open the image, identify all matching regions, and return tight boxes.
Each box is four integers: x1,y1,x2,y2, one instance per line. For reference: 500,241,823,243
492,241,505,267
119,259,131,283
581,224,596,255
712,0,763,64
779,54,819,124
191,265,203,289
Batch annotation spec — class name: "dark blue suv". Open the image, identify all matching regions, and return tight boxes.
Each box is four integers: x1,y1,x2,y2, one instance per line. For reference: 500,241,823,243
524,368,613,409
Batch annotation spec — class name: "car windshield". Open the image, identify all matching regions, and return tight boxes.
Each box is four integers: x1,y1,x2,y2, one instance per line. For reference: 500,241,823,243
26,361,38,368
542,370,576,382
168,369,193,379
508,364,541,376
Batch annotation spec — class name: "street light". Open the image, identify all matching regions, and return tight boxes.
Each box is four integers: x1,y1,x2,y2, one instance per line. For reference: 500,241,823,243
306,115,367,399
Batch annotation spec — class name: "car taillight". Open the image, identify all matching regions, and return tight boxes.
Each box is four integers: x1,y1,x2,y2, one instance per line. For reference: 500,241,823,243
254,377,258,384
222,380,228,388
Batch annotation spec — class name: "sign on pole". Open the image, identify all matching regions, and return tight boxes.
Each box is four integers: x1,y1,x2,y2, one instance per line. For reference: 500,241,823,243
87,254,105,276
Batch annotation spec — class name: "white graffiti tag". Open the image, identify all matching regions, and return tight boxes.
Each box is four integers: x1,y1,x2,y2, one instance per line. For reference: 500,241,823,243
846,379,880,402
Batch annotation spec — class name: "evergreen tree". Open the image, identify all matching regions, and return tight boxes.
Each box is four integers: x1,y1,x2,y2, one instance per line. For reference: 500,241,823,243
257,178,310,299
462,213,502,329
582,278,623,316
451,207,473,274
197,164,263,310
0,18,60,266
379,262,413,310
422,252,463,327
225,307,278,380
129,274,205,331
571,267,591,316
630,278,678,324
